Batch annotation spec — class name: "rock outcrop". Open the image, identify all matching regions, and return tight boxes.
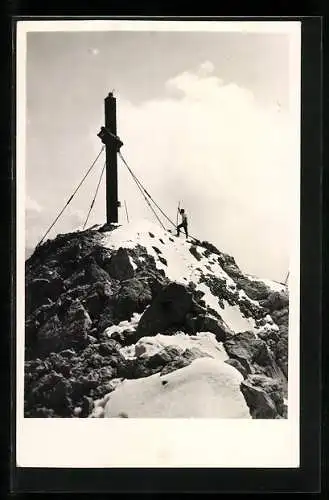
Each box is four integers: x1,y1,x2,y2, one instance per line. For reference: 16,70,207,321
24,220,289,419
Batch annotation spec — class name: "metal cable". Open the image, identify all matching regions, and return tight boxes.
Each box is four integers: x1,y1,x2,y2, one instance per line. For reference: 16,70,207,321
83,160,106,230
118,152,175,228
36,145,105,246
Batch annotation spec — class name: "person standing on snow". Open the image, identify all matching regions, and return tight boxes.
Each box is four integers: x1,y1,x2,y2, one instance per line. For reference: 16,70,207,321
176,208,188,238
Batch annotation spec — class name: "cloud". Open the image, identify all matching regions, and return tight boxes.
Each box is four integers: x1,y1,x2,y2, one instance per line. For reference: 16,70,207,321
26,195,42,213
198,60,215,76
114,62,296,280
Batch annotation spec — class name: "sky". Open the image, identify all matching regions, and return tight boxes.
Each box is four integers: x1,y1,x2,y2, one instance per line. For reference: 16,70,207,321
23,23,300,282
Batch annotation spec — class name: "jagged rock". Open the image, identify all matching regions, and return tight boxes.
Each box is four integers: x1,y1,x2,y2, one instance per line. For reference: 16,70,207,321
84,257,112,284
158,256,168,266
60,349,76,358
34,302,57,325
260,290,289,312
185,313,232,342
240,374,285,419
81,396,93,417
98,223,121,233
269,307,289,378
89,246,113,270
82,292,106,319
123,345,202,379
81,281,114,320
224,331,276,374
96,307,115,335
237,297,266,320
224,358,248,378
136,282,194,339
271,307,289,325
95,281,113,298
200,274,235,307
235,277,271,301
152,246,162,255
275,334,288,378
146,275,169,299
25,370,73,416
24,340,126,417
200,240,222,257
113,278,152,321
106,247,135,281
87,335,98,344
24,222,289,419
160,357,191,376
27,275,65,313
111,329,137,347
147,345,184,368
221,263,243,279
189,245,202,261
36,299,92,357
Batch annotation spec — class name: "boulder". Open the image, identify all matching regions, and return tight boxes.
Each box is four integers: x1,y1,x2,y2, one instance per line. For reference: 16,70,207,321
240,374,285,419
113,278,152,321
146,275,168,299
185,313,232,342
110,329,137,347
82,285,112,320
224,331,275,374
136,283,194,339
106,247,135,281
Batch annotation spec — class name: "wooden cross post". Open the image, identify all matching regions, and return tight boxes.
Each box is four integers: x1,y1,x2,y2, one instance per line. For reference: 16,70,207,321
97,92,123,224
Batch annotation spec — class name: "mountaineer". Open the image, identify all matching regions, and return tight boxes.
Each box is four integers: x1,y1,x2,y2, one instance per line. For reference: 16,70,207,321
176,208,188,238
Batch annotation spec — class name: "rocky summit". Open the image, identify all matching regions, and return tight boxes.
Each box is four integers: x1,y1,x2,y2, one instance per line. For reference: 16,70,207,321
24,219,289,419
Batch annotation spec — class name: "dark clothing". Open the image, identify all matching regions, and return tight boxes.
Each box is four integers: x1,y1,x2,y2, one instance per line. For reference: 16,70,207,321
177,220,188,238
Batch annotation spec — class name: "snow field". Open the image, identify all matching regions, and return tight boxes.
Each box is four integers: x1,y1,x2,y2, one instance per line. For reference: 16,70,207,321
101,358,251,419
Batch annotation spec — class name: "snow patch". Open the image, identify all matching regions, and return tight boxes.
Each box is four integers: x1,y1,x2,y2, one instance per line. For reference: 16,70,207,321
119,344,137,360
219,301,256,333
238,289,261,306
102,219,237,289
102,358,251,419
131,332,228,362
103,313,142,338
128,255,138,270
196,282,223,316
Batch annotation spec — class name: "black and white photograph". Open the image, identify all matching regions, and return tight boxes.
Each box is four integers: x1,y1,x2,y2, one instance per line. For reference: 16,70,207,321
16,20,301,468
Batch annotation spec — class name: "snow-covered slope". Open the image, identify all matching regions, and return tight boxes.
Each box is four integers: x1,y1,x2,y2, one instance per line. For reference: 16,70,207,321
24,219,289,419
101,219,280,338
